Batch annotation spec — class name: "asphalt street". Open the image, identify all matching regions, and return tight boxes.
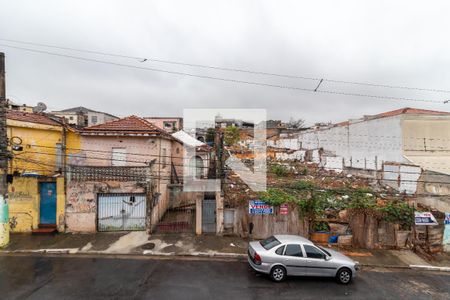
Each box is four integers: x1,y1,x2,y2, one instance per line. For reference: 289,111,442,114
0,255,449,300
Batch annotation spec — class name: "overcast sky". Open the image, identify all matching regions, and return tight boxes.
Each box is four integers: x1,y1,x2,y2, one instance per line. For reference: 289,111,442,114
1,0,450,125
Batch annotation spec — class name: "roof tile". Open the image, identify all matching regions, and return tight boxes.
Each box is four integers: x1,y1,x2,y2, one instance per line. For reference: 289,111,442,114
7,110,61,126
82,115,169,136
374,107,450,118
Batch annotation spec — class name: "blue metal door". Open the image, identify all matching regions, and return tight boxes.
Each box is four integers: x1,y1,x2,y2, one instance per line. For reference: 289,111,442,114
39,182,57,224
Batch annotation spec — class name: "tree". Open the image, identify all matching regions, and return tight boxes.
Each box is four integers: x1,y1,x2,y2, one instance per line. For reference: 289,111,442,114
287,117,305,129
224,126,240,146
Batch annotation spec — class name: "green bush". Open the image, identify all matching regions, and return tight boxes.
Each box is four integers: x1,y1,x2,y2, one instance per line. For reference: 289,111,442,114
290,180,315,191
312,221,330,232
270,165,289,177
224,126,240,146
259,188,297,206
378,201,414,230
347,189,376,209
300,167,308,175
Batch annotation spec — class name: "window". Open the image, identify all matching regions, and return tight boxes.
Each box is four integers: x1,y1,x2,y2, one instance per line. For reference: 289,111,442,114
111,147,126,166
69,116,74,120
91,115,98,124
284,244,303,257
275,245,285,255
163,121,177,132
304,245,325,259
260,236,281,250
317,246,331,257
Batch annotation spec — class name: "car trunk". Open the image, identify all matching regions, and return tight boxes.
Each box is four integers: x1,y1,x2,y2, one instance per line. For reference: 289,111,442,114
248,241,265,262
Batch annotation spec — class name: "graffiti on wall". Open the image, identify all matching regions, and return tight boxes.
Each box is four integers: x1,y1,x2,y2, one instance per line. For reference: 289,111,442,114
9,179,36,202
9,216,17,230
9,189,33,201
67,181,145,213
67,182,103,213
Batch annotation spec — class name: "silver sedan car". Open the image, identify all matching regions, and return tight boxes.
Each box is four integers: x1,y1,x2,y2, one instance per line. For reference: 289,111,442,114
248,235,358,284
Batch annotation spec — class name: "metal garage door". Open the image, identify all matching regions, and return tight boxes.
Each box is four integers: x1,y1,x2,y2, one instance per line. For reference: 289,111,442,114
98,194,146,231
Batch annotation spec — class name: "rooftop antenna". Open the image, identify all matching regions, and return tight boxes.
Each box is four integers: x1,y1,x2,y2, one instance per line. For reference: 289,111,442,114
32,102,47,113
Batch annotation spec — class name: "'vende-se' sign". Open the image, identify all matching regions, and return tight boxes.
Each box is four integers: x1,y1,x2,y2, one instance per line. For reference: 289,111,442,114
249,200,273,215
415,212,438,225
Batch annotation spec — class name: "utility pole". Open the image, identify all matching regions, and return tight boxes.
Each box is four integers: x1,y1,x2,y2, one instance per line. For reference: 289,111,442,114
214,122,223,180
0,52,9,247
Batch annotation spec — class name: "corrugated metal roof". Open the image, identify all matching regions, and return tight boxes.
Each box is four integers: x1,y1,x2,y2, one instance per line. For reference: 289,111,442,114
60,106,118,118
172,130,205,147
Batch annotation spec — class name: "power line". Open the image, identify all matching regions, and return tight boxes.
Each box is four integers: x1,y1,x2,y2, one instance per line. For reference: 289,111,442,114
13,148,442,175
11,152,450,185
13,149,212,170
0,43,444,104
25,144,207,161
2,37,450,94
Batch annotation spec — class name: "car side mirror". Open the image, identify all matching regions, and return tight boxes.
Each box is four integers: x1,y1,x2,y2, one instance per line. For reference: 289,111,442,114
324,255,331,261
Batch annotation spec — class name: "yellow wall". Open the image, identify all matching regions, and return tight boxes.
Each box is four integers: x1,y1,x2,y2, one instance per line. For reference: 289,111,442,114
8,177,39,232
56,177,65,232
66,129,82,161
402,115,450,175
7,119,81,176
402,116,450,154
8,177,66,232
6,118,80,232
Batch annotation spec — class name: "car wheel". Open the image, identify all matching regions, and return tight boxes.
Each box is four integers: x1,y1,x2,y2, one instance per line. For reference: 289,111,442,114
336,268,352,284
270,266,286,282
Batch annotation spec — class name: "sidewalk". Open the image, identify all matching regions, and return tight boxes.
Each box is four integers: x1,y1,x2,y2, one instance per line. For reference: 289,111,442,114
2,232,249,257
2,232,450,271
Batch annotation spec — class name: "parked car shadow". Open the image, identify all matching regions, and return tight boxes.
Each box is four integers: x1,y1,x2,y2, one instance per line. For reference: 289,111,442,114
247,267,354,286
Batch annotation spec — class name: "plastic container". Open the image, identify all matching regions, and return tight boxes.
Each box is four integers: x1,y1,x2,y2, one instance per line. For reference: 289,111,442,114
328,235,338,243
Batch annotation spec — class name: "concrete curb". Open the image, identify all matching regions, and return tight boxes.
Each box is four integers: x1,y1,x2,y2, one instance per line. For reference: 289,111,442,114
0,249,248,260
409,265,450,272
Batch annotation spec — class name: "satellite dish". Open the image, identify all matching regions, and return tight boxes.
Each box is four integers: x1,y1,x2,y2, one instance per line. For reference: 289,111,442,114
32,102,47,113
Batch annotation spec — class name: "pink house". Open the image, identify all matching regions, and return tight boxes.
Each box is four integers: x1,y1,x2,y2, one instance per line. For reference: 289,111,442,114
65,116,184,232
144,117,183,133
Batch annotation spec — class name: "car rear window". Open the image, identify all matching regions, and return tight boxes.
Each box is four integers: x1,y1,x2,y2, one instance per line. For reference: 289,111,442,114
260,236,281,250
275,245,285,255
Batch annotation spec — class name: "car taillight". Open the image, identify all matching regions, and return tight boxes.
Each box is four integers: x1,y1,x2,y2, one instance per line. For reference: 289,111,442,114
254,252,262,265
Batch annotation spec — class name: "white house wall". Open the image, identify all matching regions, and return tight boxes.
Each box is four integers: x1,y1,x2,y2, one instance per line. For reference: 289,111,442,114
300,115,404,170
275,150,306,161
